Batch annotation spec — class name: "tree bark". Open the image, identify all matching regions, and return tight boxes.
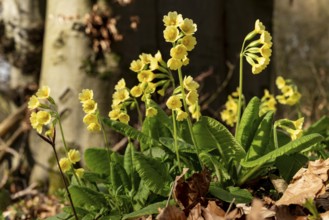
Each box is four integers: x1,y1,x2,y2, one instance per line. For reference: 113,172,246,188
29,0,114,184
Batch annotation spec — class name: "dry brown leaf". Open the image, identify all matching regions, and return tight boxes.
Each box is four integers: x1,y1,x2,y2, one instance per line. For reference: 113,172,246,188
187,203,203,220
202,201,225,220
276,159,329,206
156,206,186,220
245,199,276,220
173,169,211,211
276,172,323,206
320,210,329,220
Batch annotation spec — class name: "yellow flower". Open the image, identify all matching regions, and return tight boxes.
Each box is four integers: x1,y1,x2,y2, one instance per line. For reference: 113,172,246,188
192,109,201,121
108,109,121,120
181,35,197,51
118,113,130,124
182,56,189,66
163,11,183,27
37,111,52,125
292,117,304,130
28,95,40,110
137,70,155,83
281,85,294,97
259,89,277,116
149,57,159,71
176,110,188,121
254,19,265,33
130,85,143,97
83,113,98,125
79,89,93,103
286,92,301,106
75,168,85,179
186,90,198,105
130,59,144,72
260,31,272,46
155,51,163,62
68,149,81,164
167,58,182,70
183,76,199,91
30,112,43,134
45,126,55,139
179,18,197,35
36,86,50,99
144,82,157,94
276,76,286,89
115,79,126,91
170,44,187,60
139,53,152,65
82,99,98,114
163,26,180,43
146,107,158,117
287,128,303,141
221,95,238,127
166,95,182,110
112,89,130,105
59,158,71,173
87,122,101,132
259,44,272,58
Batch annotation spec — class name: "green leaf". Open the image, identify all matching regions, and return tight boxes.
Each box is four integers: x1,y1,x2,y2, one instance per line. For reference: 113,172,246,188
84,148,111,175
199,152,230,185
276,153,308,182
133,152,171,196
132,179,151,211
124,142,140,191
305,116,329,135
159,137,196,154
110,161,131,192
241,134,323,168
69,185,107,209
147,99,173,134
103,118,162,151
236,97,261,150
244,111,274,161
193,116,246,163
123,200,174,220
209,184,252,203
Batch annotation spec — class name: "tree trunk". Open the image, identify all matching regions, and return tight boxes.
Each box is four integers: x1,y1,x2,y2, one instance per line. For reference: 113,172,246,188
0,0,44,88
29,0,114,184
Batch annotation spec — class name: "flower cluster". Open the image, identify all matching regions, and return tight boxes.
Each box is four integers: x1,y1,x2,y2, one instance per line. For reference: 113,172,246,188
220,88,241,127
130,51,170,101
28,86,54,135
275,76,301,106
259,89,277,116
108,79,131,124
59,149,84,178
166,76,201,121
243,19,272,74
163,11,197,70
276,117,304,141
79,89,101,132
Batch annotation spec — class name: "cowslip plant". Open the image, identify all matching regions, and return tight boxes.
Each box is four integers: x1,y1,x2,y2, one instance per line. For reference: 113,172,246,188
27,12,327,220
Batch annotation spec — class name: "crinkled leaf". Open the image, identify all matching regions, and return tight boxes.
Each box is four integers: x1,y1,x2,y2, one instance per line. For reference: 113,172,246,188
236,97,261,150
305,116,329,136
159,137,196,154
103,118,162,151
244,111,274,161
84,148,110,175
209,184,252,204
241,134,323,168
110,161,131,192
193,116,246,163
133,152,171,196
69,185,107,209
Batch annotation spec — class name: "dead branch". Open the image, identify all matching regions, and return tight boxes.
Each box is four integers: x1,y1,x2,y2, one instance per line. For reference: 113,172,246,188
0,103,27,137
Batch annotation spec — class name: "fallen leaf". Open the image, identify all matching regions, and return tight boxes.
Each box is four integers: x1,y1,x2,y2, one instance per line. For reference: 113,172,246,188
174,168,211,211
156,205,186,220
276,159,329,206
187,203,203,220
202,201,225,220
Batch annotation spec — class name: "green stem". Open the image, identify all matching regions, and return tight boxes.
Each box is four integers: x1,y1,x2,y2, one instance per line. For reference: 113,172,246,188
51,143,79,220
235,38,248,137
134,98,143,127
56,113,69,153
237,165,261,186
177,68,203,167
172,110,181,172
273,122,279,149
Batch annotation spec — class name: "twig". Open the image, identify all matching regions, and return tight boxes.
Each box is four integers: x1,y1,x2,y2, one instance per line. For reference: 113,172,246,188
0,103,27,137
10,183,39,200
